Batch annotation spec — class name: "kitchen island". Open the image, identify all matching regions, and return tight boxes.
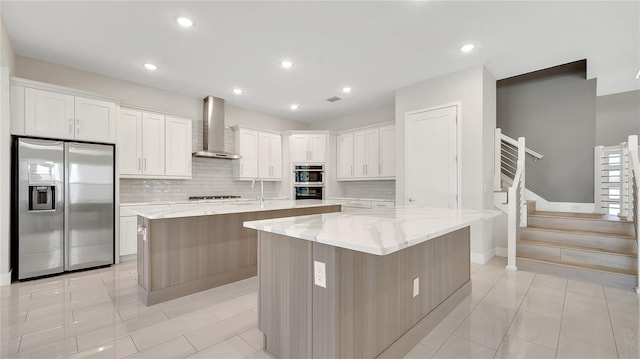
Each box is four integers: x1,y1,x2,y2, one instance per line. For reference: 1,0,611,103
244,207,498,359
132,200,341,305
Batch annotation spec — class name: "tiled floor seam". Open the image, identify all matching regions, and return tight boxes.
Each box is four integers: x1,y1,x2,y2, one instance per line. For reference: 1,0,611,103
183,334,200,354
554,277,568,359
480,271,534,355
603,287,622,358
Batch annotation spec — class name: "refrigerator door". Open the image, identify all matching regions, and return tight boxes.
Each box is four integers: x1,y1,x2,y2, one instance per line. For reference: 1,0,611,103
65,142,114,271
18,138,65,279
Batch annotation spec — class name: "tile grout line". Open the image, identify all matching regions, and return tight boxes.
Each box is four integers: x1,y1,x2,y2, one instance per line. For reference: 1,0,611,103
554,278,568,359
489,271,536,358
602,287,621,359
183,334,199,354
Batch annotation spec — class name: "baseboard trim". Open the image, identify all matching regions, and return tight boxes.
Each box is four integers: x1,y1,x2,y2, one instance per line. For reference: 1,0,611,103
471,248,496,264
0,270,12,286
524,189,595,213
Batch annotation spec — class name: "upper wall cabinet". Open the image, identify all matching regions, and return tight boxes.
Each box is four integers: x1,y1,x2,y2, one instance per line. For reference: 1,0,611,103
233,127,282,181
12,83,117,143
290,133,327,163
336,123,395,180
165,116,193,178
118,108,192,179
258,132,283,180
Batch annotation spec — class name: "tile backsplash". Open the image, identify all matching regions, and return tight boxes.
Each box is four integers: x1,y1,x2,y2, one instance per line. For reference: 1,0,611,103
119,157,278,203
341,181,396,201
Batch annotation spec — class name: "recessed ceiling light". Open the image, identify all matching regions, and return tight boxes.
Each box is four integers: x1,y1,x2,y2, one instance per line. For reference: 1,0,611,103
143,63,157,71
281,60,293,69
290,104,299,110
460,43,475,53
233,88,243,95
176,17,193,28
342,87,352,94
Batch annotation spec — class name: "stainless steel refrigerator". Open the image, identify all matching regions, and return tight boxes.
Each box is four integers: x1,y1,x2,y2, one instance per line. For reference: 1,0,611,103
15,138,114,280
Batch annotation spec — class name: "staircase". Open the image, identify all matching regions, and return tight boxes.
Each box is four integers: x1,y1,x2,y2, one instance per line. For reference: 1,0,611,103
494,129,640,292
516,206,638,289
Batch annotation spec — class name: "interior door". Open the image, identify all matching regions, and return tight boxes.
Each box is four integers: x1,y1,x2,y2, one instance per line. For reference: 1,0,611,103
405,106,458,208
66,142,114,270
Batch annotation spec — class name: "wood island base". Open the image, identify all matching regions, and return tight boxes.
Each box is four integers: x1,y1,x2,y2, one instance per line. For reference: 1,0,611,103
257,226,471,359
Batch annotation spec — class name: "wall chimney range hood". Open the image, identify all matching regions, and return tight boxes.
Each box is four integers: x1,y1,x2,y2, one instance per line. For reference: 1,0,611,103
192,96,241,159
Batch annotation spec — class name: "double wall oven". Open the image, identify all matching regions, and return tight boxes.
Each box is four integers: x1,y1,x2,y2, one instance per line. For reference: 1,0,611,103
293,164,324,200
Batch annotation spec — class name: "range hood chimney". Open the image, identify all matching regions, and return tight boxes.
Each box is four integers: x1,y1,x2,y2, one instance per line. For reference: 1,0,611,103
192,96,241,159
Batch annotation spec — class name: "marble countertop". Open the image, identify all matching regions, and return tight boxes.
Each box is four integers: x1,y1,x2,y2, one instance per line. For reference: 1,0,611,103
244,206,500,256
126,199,339,219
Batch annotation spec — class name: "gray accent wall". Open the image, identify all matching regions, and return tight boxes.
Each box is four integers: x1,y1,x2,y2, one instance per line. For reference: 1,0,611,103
596,90,640,146
497,71,596,203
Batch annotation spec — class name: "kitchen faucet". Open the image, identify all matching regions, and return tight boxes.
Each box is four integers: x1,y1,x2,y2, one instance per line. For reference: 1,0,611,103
251,178,265,207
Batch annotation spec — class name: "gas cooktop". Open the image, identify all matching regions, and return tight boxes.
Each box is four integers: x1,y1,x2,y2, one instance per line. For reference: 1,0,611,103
188,195,242,200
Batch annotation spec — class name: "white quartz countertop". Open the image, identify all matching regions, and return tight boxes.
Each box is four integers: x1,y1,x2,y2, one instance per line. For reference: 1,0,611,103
126,199,339,219
244,206,500,256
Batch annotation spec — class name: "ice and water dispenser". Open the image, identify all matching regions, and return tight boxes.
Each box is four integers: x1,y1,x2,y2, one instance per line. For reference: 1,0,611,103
28,185,55,211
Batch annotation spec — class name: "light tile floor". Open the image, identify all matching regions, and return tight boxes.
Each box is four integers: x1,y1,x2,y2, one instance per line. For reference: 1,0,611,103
1,257,638,359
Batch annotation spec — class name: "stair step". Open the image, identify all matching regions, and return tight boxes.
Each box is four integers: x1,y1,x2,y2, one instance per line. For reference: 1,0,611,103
516,256,637,290
528,211,634,235
517,239,637,271
518,238,636,257
520,227,637,253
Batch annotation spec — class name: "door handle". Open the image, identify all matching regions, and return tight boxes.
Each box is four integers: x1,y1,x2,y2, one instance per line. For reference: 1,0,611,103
408,197,416,203
138,158,142,171
144,158,147,171
68,119,73,135
76,118,80,135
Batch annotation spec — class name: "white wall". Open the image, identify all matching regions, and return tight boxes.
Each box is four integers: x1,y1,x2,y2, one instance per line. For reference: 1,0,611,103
0,11,16,285
308,105,394,131
395,65,497,263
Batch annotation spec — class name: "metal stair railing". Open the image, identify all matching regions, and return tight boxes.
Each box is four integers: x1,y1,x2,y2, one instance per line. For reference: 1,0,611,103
494,128,543,271
625,135,640,294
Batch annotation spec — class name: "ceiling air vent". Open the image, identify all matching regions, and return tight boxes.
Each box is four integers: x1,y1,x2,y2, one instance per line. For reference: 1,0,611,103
326,96,342,102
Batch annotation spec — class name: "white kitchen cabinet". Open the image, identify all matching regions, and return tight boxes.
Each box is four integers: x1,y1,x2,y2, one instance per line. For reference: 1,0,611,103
141,112,166,176
233,128,259,179
336,123,395,181
23,88,117,143
118,108,191,179
354,128,380,178
24,88,75,140
337,132,354,179
290,133,327,163
234,128,282,181
118,109,143,175
379,125,395,177
258,132,282,180
74,97,117,143
119,215,138,256
165,116,192,178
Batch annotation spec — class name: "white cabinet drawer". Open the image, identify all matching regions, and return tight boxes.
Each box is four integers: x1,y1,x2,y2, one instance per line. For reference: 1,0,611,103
346,200,372,209
371,201,395,208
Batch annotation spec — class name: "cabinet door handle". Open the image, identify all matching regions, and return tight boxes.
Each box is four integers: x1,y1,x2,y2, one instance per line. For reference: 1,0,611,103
68,119,73,135
144,158,147,171
350,165,353,176
138,158,142,171
76,118,80,135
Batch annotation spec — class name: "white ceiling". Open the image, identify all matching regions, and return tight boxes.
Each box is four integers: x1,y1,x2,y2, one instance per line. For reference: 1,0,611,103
2,1,638,123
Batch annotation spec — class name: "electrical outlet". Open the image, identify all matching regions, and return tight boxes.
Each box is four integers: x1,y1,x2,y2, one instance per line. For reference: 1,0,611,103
413,277,419,297
314,261,326,288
